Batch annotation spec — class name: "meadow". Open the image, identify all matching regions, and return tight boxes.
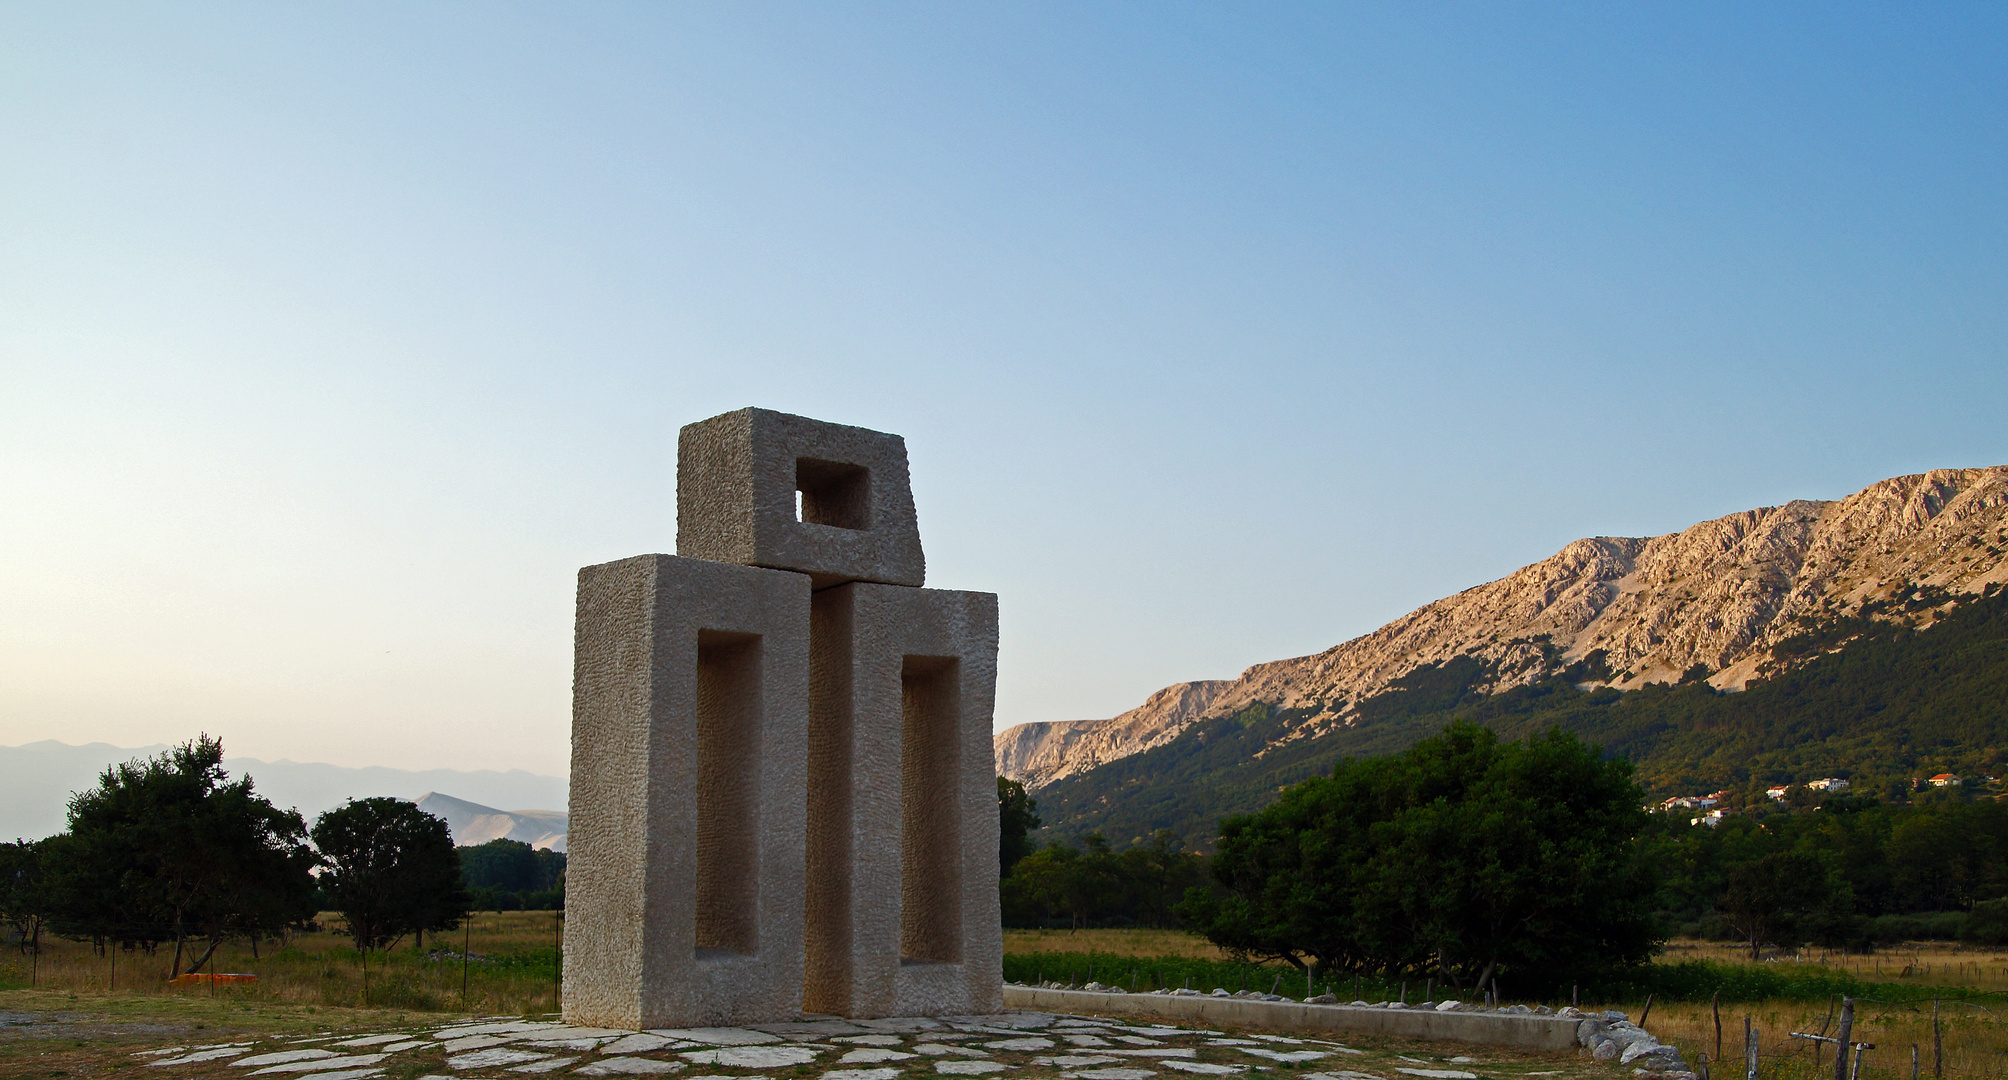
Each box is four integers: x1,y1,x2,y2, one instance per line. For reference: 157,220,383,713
0,910,565,1014
5,921,2007,1077
1005,930,2008,1080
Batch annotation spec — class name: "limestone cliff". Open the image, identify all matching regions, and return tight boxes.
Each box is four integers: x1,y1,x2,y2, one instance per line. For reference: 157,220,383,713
996,467,2008,789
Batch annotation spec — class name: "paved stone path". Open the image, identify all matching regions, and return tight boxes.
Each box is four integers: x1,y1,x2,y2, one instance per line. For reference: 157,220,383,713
126,1010,1582,1080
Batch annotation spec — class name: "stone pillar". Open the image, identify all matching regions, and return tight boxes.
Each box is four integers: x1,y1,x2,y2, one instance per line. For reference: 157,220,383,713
565,555,809,1029
566,407,1000,1028
802,583,1002,1017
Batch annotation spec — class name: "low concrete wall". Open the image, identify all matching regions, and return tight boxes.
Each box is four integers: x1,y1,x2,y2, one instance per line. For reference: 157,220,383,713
999,987,1582,1052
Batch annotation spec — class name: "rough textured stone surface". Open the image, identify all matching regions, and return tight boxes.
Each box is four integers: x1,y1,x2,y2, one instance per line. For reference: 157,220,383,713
248,1054,391,1074
565,555,811,1030
575,1059,688,1076
802,582,1001,1018
1000,466,2008,788
680,1045,821,1068
677,407,925,588
570,410,998,1027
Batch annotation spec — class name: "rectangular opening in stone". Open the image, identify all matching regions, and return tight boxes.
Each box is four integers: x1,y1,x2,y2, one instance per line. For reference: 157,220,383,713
899,654,961,964
801,587,854,1010
695,629,761,958
796,458,871,530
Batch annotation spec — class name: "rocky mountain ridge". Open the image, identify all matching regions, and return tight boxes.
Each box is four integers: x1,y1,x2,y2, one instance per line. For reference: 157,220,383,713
997,466,2008,790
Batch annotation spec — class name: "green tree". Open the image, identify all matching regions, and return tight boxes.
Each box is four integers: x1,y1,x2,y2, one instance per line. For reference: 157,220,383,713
461,838,542,893
41,737,316,974
1113,831,1208,928
1963,898,2008,946
1719,850,1847,958
998,777,1042,876
0,840,44,956
1182,722,1660,993
459,839,567,910
313,797,470,954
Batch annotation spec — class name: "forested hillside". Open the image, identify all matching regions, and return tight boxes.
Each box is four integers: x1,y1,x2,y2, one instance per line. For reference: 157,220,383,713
1031,583,2008,851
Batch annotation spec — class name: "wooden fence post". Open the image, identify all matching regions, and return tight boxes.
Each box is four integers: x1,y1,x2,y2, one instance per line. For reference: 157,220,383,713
1932,999,1941,1080
1745,1018,1758,1080
1832,998,1854,1080
1713,992,1722,1062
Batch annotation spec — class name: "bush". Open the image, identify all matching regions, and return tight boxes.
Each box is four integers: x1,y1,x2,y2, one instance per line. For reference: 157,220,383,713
1963,899,2008,945
1868,911,1966,942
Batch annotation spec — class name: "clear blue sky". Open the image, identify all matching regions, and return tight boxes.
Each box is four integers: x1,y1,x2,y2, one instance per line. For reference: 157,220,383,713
4,3,2004,777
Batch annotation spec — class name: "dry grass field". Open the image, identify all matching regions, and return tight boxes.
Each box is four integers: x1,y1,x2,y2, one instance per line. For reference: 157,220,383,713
1005,930,2008,1080
1659,939,2008,995
0,910,565,1014
1003,927,1241,960
4,923,2007,1078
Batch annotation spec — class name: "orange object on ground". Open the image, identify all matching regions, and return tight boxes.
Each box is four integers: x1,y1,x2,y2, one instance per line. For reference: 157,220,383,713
168,972,258,986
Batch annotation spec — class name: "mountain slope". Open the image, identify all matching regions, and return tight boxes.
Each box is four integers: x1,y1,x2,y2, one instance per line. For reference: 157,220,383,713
415,791,568,851
997,466,2008,790
1028,581,2008,850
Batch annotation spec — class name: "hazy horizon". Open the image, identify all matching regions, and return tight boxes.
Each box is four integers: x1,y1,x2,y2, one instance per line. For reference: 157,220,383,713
5,4,2005,774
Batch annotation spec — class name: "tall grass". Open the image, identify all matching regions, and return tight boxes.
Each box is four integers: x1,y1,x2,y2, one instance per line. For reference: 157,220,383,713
0,911,565,1015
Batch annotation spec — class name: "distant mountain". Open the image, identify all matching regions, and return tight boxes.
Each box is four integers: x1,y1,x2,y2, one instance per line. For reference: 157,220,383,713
0,739,568,841
998,466,2008,791
416,791,568,851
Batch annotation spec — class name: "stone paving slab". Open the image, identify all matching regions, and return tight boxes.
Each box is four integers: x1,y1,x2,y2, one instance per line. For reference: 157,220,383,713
102,996,1676,1080
1001,989,1581,1051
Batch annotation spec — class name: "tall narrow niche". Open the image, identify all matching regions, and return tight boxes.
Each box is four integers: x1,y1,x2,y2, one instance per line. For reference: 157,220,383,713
899,655,962,964
695,630,761,958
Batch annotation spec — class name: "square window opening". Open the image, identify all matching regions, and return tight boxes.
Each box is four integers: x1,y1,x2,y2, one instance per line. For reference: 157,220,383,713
796,458,871,530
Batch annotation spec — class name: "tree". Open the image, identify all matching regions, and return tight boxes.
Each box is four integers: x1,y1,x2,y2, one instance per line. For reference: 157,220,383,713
460,839,567,910
998,777,1042,876
1719,851,1844,959
1964,898,2008,946
461,839,542,894
1182,722,1661,993
1112,831,1207,929
0,840,44,956
313,797,470,954
41,737,317,974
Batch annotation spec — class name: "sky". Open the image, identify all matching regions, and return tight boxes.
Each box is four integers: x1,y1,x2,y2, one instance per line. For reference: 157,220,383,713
3,3,2005,779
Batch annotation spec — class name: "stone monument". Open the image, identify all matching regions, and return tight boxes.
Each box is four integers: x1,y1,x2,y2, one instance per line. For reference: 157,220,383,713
564,407,1002,1029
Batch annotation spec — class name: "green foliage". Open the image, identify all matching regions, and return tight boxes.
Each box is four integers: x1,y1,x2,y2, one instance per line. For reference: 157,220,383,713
1652,797,2008,946
1179,722,1660,994
1001,949,1393,999
1002,830,1206,929
1718,851,1850,958
313,797,471,953
1589,958,2002,1005
458,839,565,910
1032,586,2008,852
997,777,1041,877
37,736,317,975
1964,898,2008,945
0,840,44,953
998,951,2001,1006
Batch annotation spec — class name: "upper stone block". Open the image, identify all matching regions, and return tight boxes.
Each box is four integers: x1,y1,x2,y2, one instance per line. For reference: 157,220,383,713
677,408,925,588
